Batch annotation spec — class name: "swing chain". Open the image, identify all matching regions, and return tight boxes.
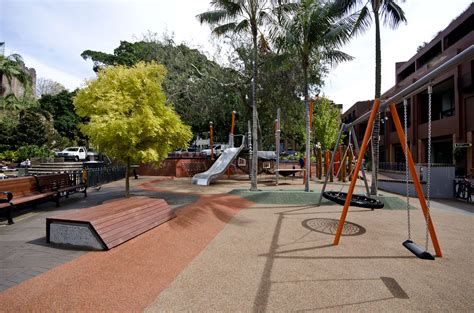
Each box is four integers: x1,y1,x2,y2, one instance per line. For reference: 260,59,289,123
404,99,411,240
425,85,433,251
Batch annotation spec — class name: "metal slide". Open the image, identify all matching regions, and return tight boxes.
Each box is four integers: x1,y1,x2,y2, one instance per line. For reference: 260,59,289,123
192,145,244,186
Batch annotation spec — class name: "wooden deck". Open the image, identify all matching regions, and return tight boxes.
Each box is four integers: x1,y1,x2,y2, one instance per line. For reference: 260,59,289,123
46,197,176,250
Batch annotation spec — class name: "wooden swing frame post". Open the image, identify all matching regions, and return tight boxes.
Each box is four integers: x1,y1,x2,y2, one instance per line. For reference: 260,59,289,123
389,103,442,257
333,98,381,245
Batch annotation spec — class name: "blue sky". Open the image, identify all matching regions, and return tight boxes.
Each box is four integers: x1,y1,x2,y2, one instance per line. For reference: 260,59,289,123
1,0,472,111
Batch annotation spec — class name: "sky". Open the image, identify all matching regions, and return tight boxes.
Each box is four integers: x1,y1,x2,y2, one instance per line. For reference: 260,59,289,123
1,0,472,112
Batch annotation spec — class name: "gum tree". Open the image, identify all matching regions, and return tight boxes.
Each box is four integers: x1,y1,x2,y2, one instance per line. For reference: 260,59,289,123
74,61,192,196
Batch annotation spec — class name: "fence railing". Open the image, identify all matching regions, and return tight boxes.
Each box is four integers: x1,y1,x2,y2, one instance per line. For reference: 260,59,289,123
379,162,454,172
379,162,407,172
32,166,127,187
86,166,127,187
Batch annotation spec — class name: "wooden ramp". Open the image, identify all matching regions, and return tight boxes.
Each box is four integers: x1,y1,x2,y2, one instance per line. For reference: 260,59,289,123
46,197,176,250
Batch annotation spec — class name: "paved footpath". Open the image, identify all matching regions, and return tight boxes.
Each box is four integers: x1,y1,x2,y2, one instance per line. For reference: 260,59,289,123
0,177,198,292
0,176,473,312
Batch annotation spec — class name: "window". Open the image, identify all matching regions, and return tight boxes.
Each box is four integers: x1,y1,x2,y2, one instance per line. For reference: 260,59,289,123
417,42,442,68
419,77,454,123
426,139,453,164
444,15,474,49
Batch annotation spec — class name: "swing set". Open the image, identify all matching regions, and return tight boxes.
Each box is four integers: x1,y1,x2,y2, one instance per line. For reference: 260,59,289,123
330,45,474,260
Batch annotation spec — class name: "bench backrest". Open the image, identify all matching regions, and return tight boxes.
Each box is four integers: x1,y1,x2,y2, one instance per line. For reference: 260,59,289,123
36,173,73,192
0,176,39,197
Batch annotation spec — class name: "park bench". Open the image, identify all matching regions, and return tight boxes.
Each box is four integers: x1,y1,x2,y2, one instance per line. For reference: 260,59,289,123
0,176,58,225
35,173,87,199
47,197,176,250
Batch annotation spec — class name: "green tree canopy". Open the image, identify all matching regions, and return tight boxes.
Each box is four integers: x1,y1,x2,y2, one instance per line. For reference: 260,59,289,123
81,39,245,142
73,61,192,196
312,97,341,151
39,90,83,143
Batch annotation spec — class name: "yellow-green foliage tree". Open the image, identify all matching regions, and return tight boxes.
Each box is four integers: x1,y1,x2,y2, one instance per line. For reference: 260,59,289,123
74,61,192,196
312,97,341,151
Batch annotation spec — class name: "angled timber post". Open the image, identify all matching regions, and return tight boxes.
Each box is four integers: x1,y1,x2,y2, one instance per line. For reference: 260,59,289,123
389,103,442,257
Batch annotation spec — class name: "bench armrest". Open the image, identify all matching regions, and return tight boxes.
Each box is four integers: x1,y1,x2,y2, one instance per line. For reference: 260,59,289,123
0,191,13,202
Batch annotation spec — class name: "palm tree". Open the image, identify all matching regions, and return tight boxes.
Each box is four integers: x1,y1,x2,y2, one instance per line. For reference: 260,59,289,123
276,0,354,191
333,0,406,194
197,0,270,191
0,53,32,99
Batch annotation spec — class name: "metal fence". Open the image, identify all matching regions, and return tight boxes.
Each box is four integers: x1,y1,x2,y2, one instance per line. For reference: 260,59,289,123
86,166,127,187
379,162,407,172
379,162,454,172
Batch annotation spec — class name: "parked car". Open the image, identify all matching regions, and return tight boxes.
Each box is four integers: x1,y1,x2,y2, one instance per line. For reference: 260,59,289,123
55,147,88,162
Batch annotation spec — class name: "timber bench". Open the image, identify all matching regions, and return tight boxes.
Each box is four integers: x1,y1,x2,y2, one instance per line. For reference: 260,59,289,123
0,173,87,224
36,173,87,198
46,197,176,250
0,176,58,224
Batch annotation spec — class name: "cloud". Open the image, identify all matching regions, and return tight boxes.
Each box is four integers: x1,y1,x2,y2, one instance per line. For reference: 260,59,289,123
2,0,214,89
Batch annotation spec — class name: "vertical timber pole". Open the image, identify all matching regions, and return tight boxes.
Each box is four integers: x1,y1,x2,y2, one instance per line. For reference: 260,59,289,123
230,111,236,148
210,121,214,161
276,108,281,186
334,99,381,245
389,103,442,257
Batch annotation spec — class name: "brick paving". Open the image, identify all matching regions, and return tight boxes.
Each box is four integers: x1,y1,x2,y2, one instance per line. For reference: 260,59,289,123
0,177,198,292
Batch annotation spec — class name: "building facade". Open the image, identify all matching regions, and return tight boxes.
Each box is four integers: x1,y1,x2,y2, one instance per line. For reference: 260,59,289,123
343,4,474,176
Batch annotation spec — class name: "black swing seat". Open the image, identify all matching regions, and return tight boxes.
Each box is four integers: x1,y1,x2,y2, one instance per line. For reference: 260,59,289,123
402,240,435,260
322,191,384,209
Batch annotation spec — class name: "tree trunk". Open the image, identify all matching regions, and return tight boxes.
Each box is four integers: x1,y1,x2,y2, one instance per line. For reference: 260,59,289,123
370,10,382,195
257,113,263,150
303,63,310,192
125,157,130,198
250,31,259,191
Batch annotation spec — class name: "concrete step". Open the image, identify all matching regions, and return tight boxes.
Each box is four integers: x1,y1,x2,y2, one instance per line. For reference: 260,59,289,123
28,162,84,175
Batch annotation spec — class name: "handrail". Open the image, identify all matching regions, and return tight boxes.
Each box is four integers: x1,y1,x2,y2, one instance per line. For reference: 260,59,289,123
346,45,474,128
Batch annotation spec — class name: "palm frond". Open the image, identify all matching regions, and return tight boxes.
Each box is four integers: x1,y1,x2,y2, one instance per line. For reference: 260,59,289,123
349,6,372,36
381,0,407,28
321,49,354,65
235,19,250,33
331,0,361,15
212,22,239,36
197,9,230,25
211,0,243,15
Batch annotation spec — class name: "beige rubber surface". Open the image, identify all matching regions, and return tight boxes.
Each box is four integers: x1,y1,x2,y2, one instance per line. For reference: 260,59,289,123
146,199,474,312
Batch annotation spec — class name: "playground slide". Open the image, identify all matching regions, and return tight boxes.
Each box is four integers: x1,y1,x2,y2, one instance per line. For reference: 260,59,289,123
192,145,244,186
